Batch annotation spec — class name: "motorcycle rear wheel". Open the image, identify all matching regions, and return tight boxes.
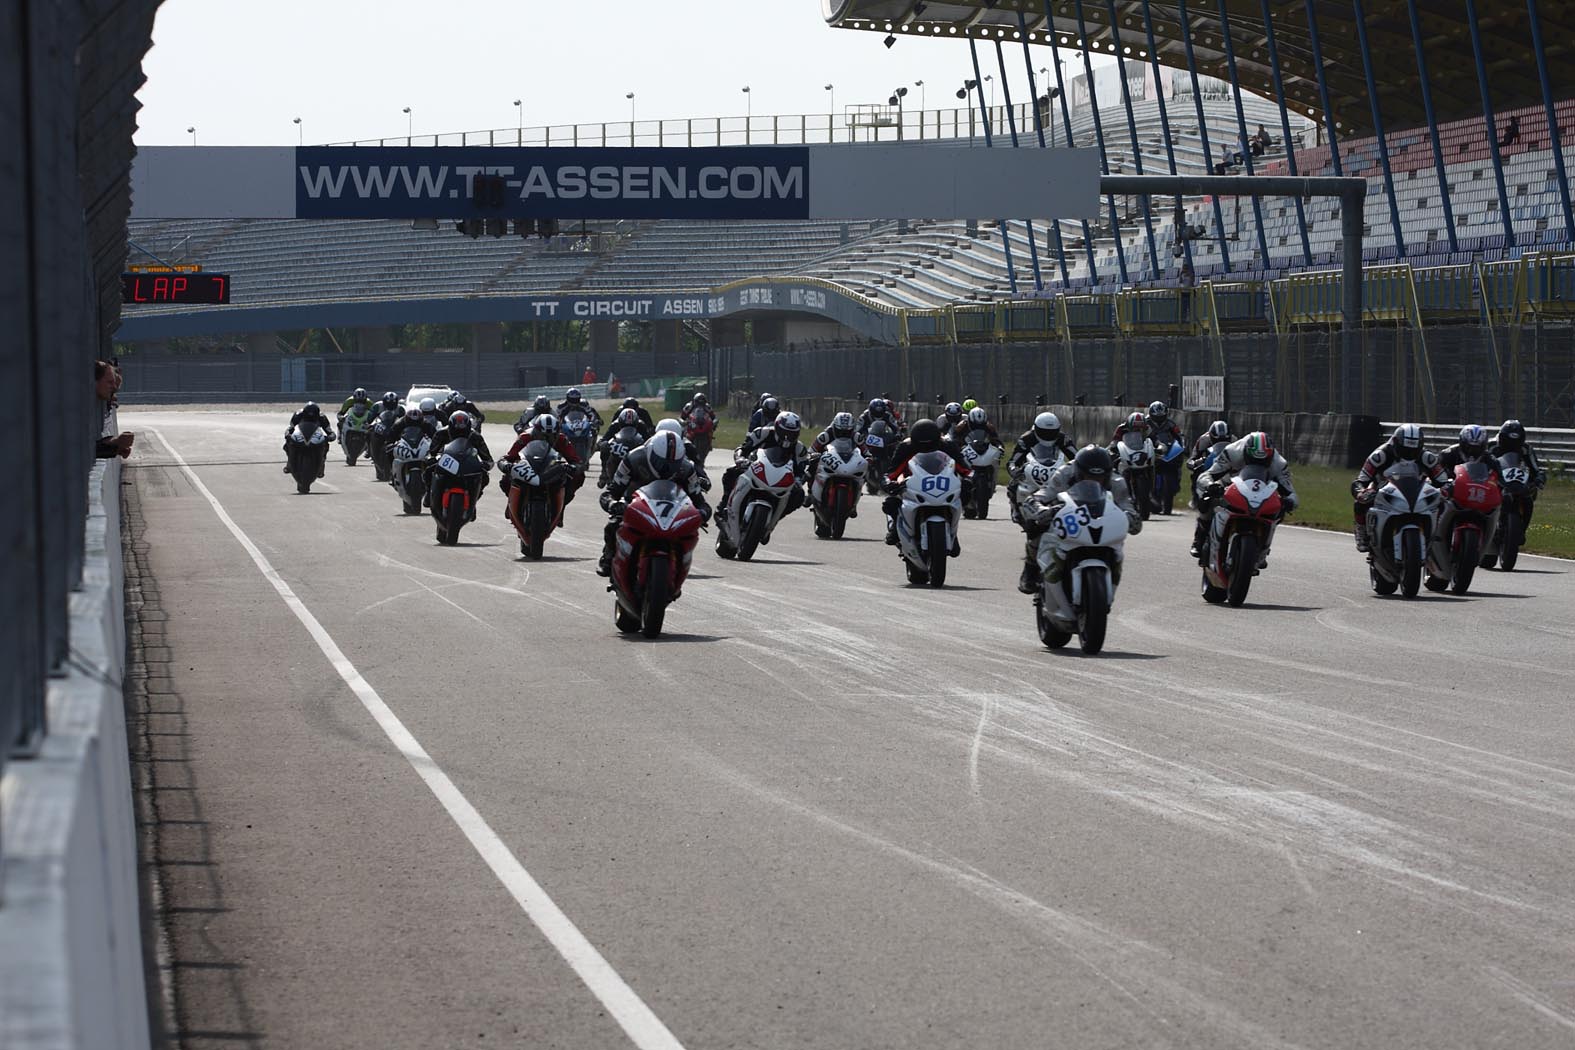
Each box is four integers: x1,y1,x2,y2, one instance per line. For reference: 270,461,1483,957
737,506,768,561
641,555,671,638
1400,530,1423,597
1078,572,1109,655
1452,530,1480,594
614,599,641,634
925,519,949,588
1035,596,1072,649
1370,561,1399,595
1227,534,1257,607
525,500,548,560
1500,509,1521,571
1201,570,1227,604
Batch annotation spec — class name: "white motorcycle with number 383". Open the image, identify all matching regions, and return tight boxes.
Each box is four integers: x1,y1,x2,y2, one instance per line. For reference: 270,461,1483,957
1031,479,1137,655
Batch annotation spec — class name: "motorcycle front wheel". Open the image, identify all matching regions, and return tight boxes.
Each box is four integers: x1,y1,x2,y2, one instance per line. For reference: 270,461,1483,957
924,519,949,587
1078,571,1109,654
1499,508,1521,571
641,554,671,638
1400,530,1423,597
525,500,548,560
1227,534,1257,607
1452,530,1480,594
737,506,768,561
438,495,465,546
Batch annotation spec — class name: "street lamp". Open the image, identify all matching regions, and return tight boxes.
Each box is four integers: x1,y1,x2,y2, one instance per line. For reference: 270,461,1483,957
983,74,994,110
293,116,302,146
887,85,908,140
186,125,196,145
402,106,412,140
914,80,926,111
741,85,751,120
513,99,522,143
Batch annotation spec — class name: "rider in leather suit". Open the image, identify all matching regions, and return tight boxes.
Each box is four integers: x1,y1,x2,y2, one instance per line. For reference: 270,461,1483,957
596,430,711,576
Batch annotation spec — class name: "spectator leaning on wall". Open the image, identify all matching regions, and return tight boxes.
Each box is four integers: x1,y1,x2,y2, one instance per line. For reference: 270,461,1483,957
95,359,134,460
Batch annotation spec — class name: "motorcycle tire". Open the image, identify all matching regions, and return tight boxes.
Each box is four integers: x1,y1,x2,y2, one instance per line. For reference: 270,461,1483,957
1227,534,1257,607
401,488,422,515
737,506,768,561
614,598,641,634
1078,571,1109,655
1500,509,1521,572
439,496,465,546
1133,475,1152,521
904,559,929,585
641,554,671,638
1400,530,1423,597
925,519,949,588
1035,596,1072,649
525,501,548,560
1370,562,1399,596
715,533,737,560
1201,571,1227,605
1452,530,1480,594
831,508,848,540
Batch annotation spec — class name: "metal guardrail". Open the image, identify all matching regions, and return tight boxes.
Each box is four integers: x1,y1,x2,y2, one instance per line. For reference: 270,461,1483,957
1382,422,1575,476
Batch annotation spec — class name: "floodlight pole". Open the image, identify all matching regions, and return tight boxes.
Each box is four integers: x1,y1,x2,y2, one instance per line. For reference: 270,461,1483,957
1101,174,1366,412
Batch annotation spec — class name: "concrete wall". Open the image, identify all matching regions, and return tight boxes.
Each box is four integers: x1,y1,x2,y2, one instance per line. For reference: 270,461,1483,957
0,458,150,1050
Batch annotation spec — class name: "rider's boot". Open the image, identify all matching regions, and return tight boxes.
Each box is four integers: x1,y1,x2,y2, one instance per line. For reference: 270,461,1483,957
1017,558,1040,595
1353,521,1370,553
1189,517,1207,559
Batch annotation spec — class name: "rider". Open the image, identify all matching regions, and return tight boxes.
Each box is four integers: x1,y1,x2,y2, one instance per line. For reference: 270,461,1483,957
681,393,717,438
425,410,493,514
854,397,900,444
1489,419,1549,527
596,429,712,577
615,396,655,434
1017,445,1143,594
747,395,781,431
555,387,602,428
936,401,965,437
1193,432,1299,564
1350,424,1449,552
654,418,711,483
418,397,443,430
443,390,485,426
283,402,336,474
1436,424,1496,475
805,411,859,511
1189,420,1235,469
597,407,651,482
952,406,1004,450
961,398,979,415
1140,400,1186,449
337,387,374,421
501,413,585,515
395,404,436,443
1006,411,1079,521
881,418,972,549
718,411,811,524
516,395,554,433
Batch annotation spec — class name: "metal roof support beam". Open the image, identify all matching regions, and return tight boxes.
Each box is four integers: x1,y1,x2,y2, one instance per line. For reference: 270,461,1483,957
1260,0,1314,266
1106,0,1162,282
1140,0,1193,273
1043,0,1102,283
994,37,1045,292
1018,7,1072,285
1177,0,1234,272
1465,0,1518,249
1216,0,1273,269
1405,0,1459,253
1104,174,1366,410
1352,0,1407,259
1073,0,1130,286
967,35,1020,295
1527,0,1575,240
1303,1,1344,177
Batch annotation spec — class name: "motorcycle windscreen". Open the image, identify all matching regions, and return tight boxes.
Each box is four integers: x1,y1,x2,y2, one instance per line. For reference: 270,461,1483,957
442,438,484,473
909,451,952,475
633,480,692,531
1065,479,1107,517
1237,463,1271,484
831,437,856,458
759,445,796,468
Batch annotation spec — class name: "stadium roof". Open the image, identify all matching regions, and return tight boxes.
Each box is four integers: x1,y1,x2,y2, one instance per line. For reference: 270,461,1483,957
823,1,1574,136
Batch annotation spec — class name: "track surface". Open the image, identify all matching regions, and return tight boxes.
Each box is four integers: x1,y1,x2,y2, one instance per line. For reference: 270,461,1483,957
125,409,1575,1050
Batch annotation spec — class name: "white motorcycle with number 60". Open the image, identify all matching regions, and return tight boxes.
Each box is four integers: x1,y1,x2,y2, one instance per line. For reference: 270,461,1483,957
1031,478,1137,655
893,451,964,587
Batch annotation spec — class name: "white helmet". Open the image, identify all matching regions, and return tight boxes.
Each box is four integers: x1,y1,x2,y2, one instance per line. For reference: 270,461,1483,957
531,413,559,435
967,407,987,426
655,418,684,437
647,430,683,479
1033,412,1062,442
419,397,437,414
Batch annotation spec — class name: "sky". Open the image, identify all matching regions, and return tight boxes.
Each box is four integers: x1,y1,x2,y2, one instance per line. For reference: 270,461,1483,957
135,0,1114,146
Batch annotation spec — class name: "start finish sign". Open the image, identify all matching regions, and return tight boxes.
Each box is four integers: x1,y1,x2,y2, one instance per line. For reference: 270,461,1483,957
129,145,1101,222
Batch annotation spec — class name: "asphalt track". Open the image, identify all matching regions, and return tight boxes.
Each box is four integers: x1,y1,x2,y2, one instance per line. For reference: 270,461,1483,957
123,408,1575,1050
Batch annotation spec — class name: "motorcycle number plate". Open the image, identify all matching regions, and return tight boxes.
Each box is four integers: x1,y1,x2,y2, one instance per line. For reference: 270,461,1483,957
962,446,979,463
865,435,884,448
1502,467,1529,484
393,446,414,459
437,454,461,473
920,475,951,494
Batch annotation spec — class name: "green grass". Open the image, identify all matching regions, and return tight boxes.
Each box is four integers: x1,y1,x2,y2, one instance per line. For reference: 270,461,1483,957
1287,464,1575,559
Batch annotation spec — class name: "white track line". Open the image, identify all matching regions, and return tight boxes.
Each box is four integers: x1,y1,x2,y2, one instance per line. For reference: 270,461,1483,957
149,427,686,1050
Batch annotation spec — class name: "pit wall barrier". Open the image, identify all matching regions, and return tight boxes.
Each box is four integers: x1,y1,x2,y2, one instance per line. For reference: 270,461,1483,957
730,393,1379,469
0,457,151,1050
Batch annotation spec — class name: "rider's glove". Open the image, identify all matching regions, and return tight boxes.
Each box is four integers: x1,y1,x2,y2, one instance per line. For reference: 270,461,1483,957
1350,479,1365,499
698,504,713,524
599,491,616,513
697,475,712,491
884,480,904,496
1281,493,1299,513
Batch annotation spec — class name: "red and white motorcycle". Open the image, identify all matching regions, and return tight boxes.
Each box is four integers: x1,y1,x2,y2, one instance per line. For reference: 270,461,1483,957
610,479,705,638
716,446,797,561
810,437,866,539
1200,464,1284,607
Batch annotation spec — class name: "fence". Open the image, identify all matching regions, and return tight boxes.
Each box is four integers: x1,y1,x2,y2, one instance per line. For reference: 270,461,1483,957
714,324,1575,428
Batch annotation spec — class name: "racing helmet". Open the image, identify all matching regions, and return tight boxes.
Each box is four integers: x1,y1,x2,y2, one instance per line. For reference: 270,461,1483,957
909,418,942,452
419,397,437,415
1391,423,1424,460
943,401,963,422
531,413,559,436
565,387,583,402
1459,424,1488,457
1148,400,1168,420
774,411,802,447
302,401,322,419
962,398,979,413
647,430,683,479
617,408,640,428
1127,411,1148,430
967,407,987,427
1243,431,1274,465
1498,419,1526,448
449,411,472,436
1072,445,1113,484
403,406,422,423
869,398,888,416
1032,411,1062,443
381,391,400,407
759,391,774,405
692,393,709,407
1208,420,1230,442
655,418,683,436
447,390,464,405
623,397,640,410
533,395,552,413
353,387,366,401
830,411,856,440
760,396,780,418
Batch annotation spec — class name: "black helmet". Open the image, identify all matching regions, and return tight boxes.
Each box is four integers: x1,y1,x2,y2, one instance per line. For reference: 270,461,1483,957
533,395,552,413
761,396,780,418
623,397,640,410
869,398,888,416
1498,419,1526,448
565,387,583,402
910,419,942,451
1072,445,1113,484
1147,400,1168,421
302,401,322,419
449,410,472,436
382,391,400,407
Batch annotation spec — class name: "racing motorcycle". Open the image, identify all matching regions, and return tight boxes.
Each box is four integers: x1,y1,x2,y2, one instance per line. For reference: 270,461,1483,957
1363,461,1442,598
285,420,332,494
1426,461,1500,594
610,479,706,639
1008,444,1067,525
560,406,598,466
961,430,1002,519
597,421,646,489
810,437,866,539
1112,431,1156,520
716,446,797,561
1032,478,1130,654
500,440,572,559
893,451,963,587
1152,437,1185,515
390,425,433,515
1482,451,1534,571
428,438,490,545
1200,464,1283,607
367,409,400,482
861,418,900,495
340,403,375,467
685,406,718,460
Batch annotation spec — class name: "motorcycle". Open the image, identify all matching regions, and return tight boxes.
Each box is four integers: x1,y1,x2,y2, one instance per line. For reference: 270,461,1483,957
429,439,490,545
1363,461,1442,598
499,440,572,559
685,407,718,461
1113,431,1156,520
961,431,1002,519
390,426,433,515
894,451,963,587
810,437,866,539
367,410,400,482
610,479,705,639
1009,444,1067,525
286,420,332,494
861,418,900,495
1152,437,1185,515
716,445,798,561
561,407,598,466
597,423,646,489
1482,451,1534,572
1200,464,1283,607
340,404,374,467
1426,461,1501,594
1032,478,1130,654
